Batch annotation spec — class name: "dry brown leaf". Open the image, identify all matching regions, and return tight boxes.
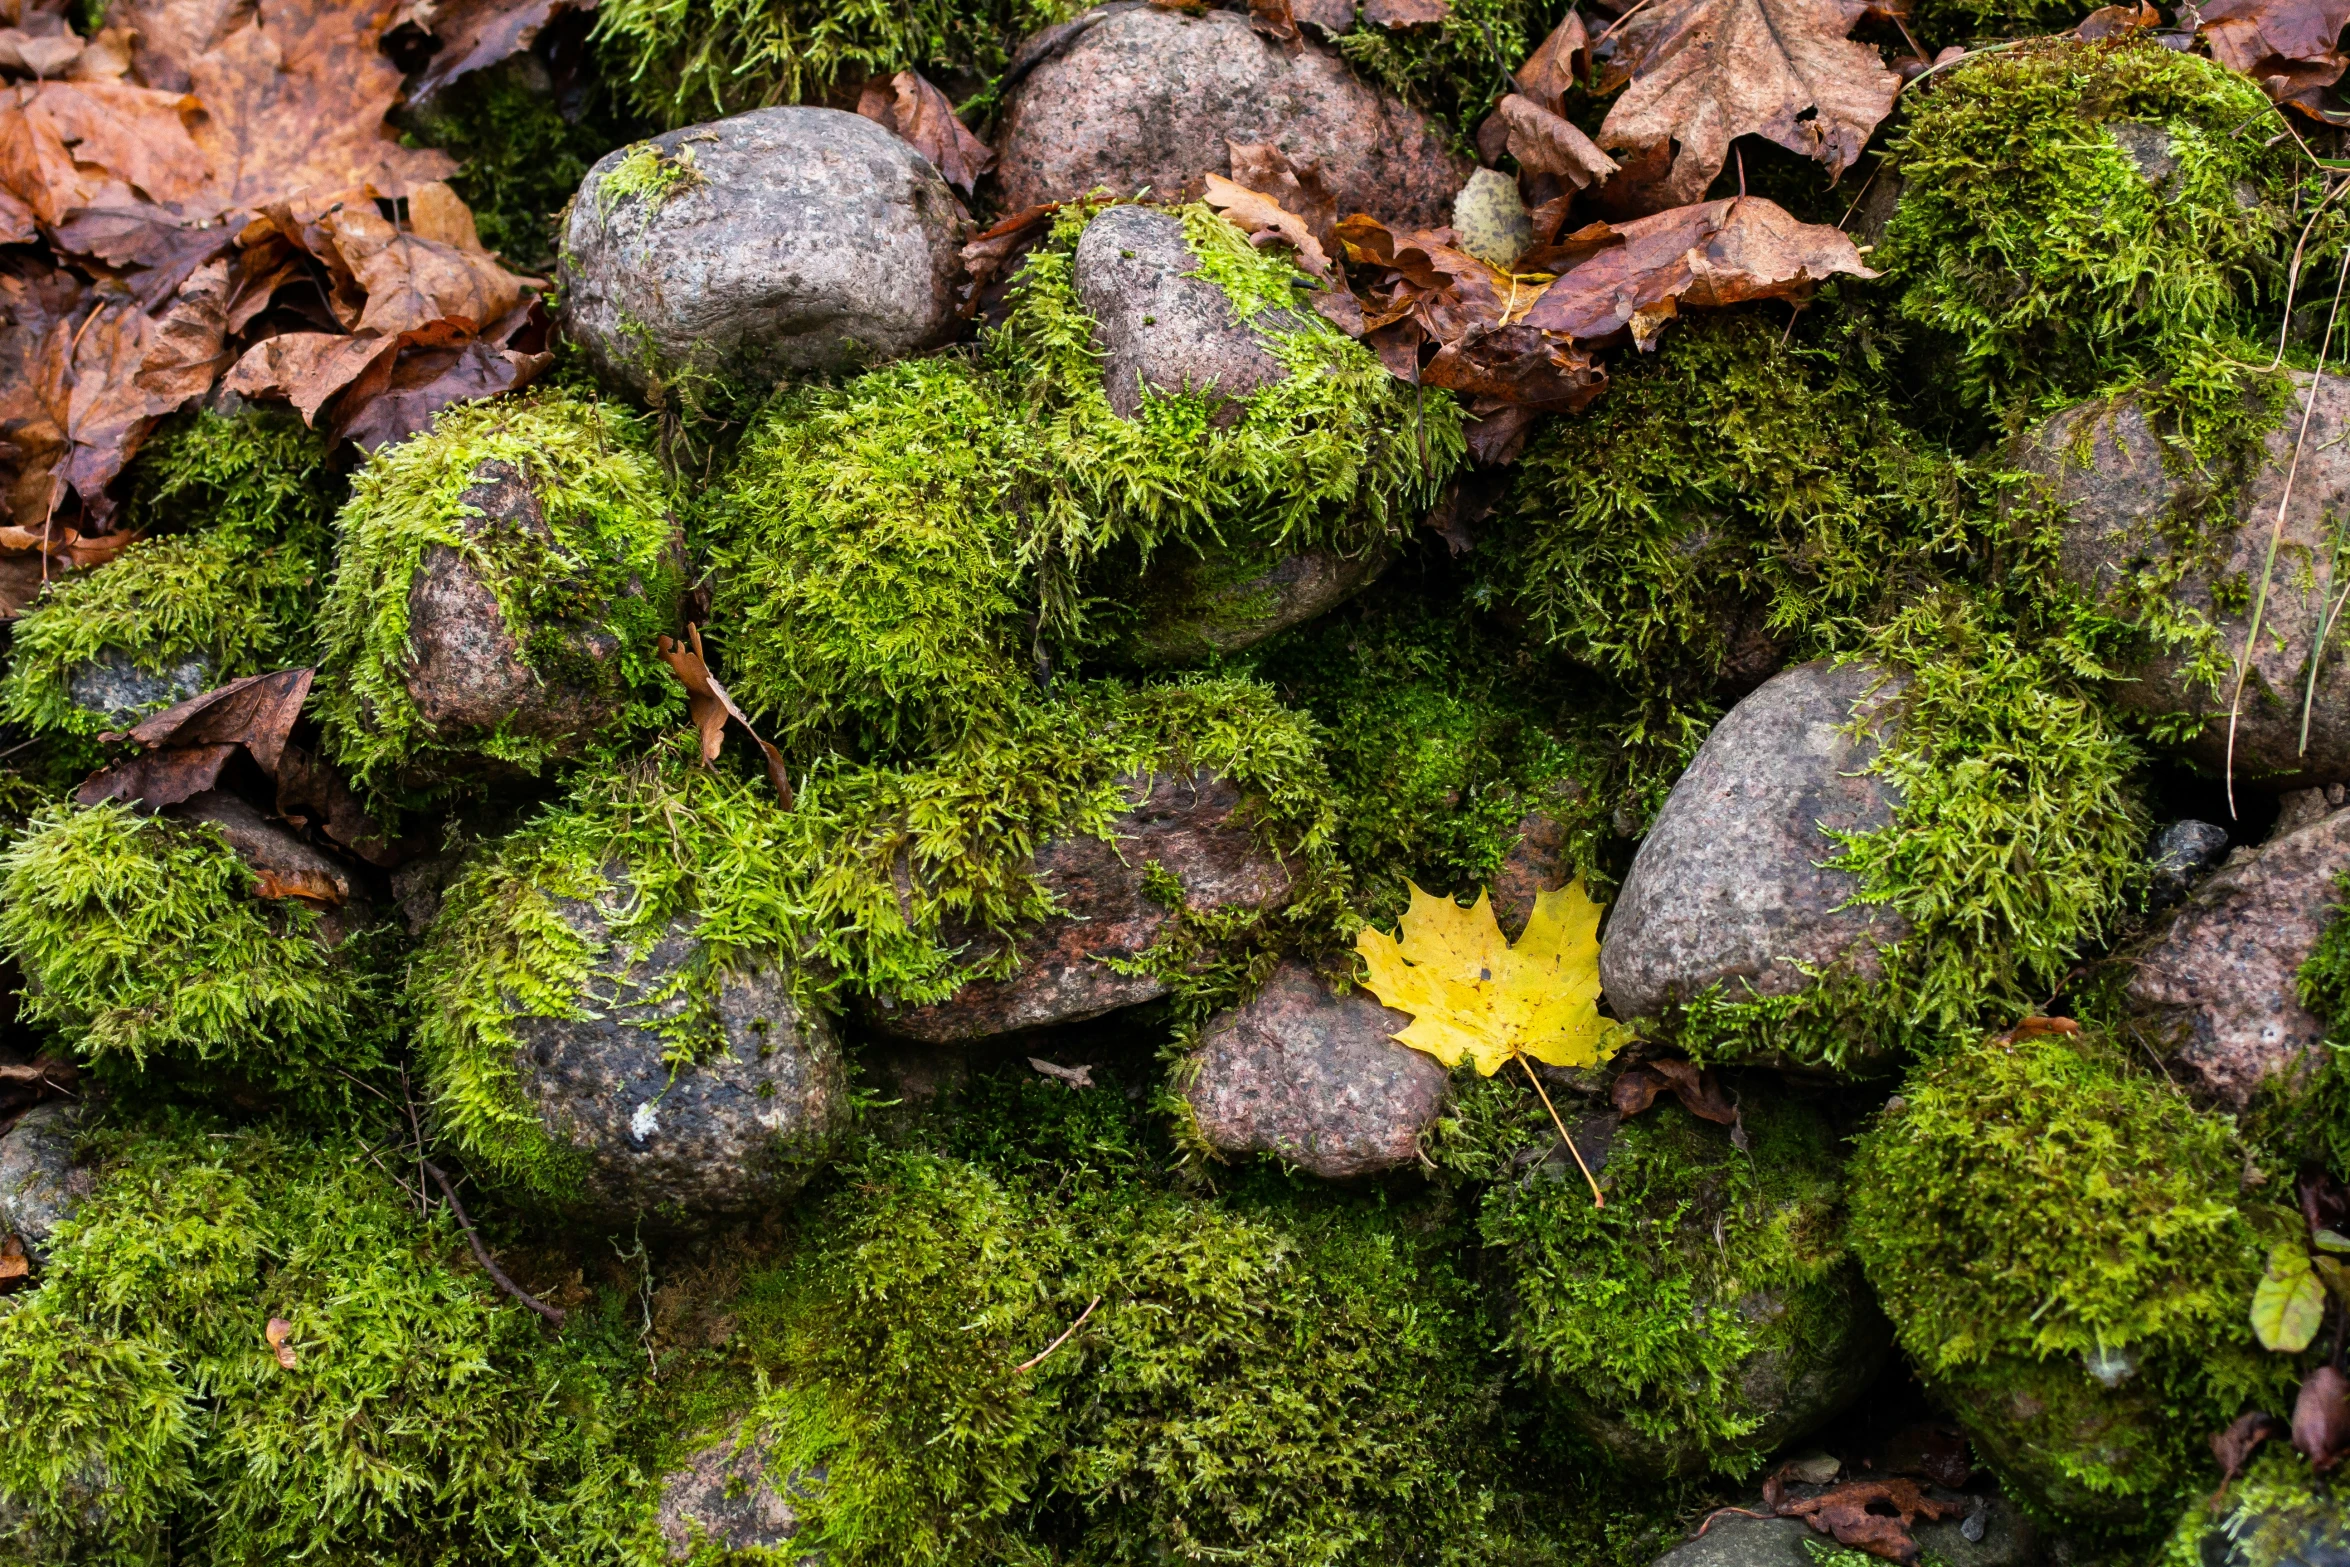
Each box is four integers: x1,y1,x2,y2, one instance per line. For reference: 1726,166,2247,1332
406,179,480,250
1610,1057,1738,1123
109,666,312,773
959,200,1057,315
1515,9,1590,110
73,738,238,807
0,78,212,225
103,0,250,92
2077,0,2159,37
0,1234,26,1291
1227,140,1339,253
1520,194,1877,348
326,320,547,450
1595,0,1899,211
1769,1476,1965,1564
265,1316,298,1369
1249,0,1303,44
1492,93,1619,188
46,204,236,307
405,0,593,102
858,68,992,196
656,624,794,809
1202,170,1332,280
224,328,399,422
2200,0,2350,116
324,201,526,335
274,739,409,866
1363,0,1448,25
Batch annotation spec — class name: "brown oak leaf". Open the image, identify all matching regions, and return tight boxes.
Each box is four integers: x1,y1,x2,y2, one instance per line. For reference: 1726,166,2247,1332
1595,0,1899,211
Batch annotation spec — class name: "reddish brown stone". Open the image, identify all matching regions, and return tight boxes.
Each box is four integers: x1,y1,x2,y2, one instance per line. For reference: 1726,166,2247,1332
1182,960,1447,1178
867,769,1294,1043
1489,805,1574,941
2128,805,2350,1110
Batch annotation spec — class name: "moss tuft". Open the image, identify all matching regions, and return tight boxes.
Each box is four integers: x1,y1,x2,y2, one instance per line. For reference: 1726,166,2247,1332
120,404,339,557
1848,1030,2289,1526
0,803,380,1092
1334,0,1541,143
0,1118,654,1565
313,388,685,802
2161,1447,2350,1567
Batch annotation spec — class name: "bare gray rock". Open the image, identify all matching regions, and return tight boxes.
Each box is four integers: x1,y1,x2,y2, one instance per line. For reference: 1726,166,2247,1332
0,1100,86,1263
65,649,210,724
656,1430,818,1562
867,770,1295,1044
509,888,848,1220
1183,961,1447,1178
2025,372,2350,787
1112,540,1393,665
1600,660,1910,1024
1074,204,1304,421
994,5,1470,229
2126,803,2350,1109
400,459,677,764
561,107,966,401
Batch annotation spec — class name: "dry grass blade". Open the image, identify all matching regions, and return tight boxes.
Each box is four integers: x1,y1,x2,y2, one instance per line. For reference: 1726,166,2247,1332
1517,1052,1605,1208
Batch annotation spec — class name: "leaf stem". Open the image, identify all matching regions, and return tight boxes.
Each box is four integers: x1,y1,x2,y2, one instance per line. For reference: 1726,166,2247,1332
1517,1051,1604,1209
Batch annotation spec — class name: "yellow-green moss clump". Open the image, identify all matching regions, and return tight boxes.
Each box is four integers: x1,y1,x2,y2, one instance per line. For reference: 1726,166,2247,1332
2160,1447,2350,1567
0,1119,654,1566
313,390,685,803
1848,1030,2290,1532
0,804,379,1093
1879,37,2316,422
413,681,1345,1202
1440,1074,1880,1478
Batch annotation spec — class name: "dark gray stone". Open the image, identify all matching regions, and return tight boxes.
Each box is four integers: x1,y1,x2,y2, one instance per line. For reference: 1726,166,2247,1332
994,5,1470,228
2025,372,2350,787
2127,803,2350,1109
510,890,847,1220
1074,204,1305,421
867,769,1294,1044
561,107,966,401
2147,818,2232,911
1183,960,1448,1178
65,649,210,724
1600,660,1910,1025
655,1430,818,1562
0,1100,85,1263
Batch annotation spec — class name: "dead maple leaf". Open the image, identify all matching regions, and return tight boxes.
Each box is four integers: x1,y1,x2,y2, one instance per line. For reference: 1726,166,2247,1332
1490,93,1619,189
2199,0,2350,116
1203,171,1332,280
1766,1473,1965,1565
403,0,595,102
1515,10,1591,111
1521,194,1877,348
0,77,214,226
656,624,794,809
107,666,312,773
1355,881,1625,1076
1594,0,1899,211
856,69,992,197
1227,141,1338,253
321,196,528,335
265,1316,298,1368
1610,1056,1738,1123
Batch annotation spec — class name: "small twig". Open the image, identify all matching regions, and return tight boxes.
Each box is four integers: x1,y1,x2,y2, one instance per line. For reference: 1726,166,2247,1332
1837,157,1883,231
2273,176,2350,369
1695,1507,1779,1538
1014,1295,1100,1374
1594,0,1658,45
1517,1052,1604,1208
421,1160,566,1326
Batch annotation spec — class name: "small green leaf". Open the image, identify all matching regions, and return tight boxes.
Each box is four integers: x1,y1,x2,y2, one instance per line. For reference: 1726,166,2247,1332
2253,1243,2327,1352
2313,1229,2350,1253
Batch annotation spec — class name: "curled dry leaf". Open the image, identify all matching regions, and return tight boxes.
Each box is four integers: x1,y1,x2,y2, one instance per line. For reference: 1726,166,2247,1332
0,1233,26,1291
856,69,993,196
1249,0,1304,45
403,0,596,102
107,666,312,773
656,624,795,809
1595,0,1900,211
1515,9,1590,111
2296,1364,2350,1472
1203,171,1332,280
2214,1409,2290,1489
2200,0,2350,116
960,201,1058,316
1609,1056,1738,1123
1227,141,1339,253
1490,93,1620,189
1766,1474,1966,1565
265,1316,297,1369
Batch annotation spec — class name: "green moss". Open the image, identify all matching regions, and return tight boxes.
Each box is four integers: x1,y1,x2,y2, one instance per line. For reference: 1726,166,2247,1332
0,803,380,1092
594,138,708,214
1847,1030,2290,1528
1878,38,2317,421
413,681,1345,1202
0,1119,655,1565
120,404,339,558
589,0,1074,127
1440,1074,1871,1478
2161,1448,2350,1567
707,356,1032,758
992,203,1462,650
1334,0,1540,144
313,389,686,802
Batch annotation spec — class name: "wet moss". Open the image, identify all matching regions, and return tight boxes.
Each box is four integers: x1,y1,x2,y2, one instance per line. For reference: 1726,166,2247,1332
1334,0,1542,144
1848,1030,2290,1529
2162,1447,2350,1567
313,389,686,804
0,1118,656,1565
0,803,381,1095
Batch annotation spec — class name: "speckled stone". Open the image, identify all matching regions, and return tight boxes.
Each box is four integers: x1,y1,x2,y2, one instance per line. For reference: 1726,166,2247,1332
561,107,966,401
0,1100,86,1263
867,769,1294,1044
508,890,847,1221
2127,804,2350,1109
655,1430,818,1562
1599,660,1910,1023
2024,371,2350,787
1074,204,1301,421
994,5,1470,229
1183,961,1448,1178
65,648,211,724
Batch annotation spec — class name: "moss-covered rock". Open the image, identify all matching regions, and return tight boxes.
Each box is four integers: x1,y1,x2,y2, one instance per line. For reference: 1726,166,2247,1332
2162,1448,2350,1567
0,1119,654,1565
1848,1030,2289,1531
0,803,381,1094
314,390,685,804
1453,1074,1887,1478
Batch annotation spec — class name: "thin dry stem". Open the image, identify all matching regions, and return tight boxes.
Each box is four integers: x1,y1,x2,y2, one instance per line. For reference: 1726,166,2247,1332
422,1159,567,1326
1014,1294,1100,1373
1517,1051,1604,1208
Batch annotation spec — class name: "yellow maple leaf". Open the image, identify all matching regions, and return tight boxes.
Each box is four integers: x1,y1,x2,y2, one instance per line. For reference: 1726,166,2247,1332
1355,881,1627,1076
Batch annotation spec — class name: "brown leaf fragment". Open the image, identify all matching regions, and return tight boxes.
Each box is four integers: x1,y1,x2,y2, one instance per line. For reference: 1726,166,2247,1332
860,69,992,196
2214,1410,2289,1489
273,739,410,866
2296,1365,2350,1473
225,328,400,423
1363,0,1449,25
324,323,549,451
1774,1478,1965,1564
1493,93,1620,189
1462,400,1546,464
47,204,234,307
112,666,312,774
1249,0,1303,43
73,739,238,808
1228,140,1340,252
959,200,1058,315
1594,0,1899,211
2078,0,2160,36
656,625,793,808
1521,195,1876,348
104,0,248,93
1203,171,1333,280
265,1316,297,1369
2200,0,2350,116
405,0,594,102
1515,9,1590,110
0,1233,26,1291
1611,1065,1668,1116
1609,1057,1737,1123
323,200,527,336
